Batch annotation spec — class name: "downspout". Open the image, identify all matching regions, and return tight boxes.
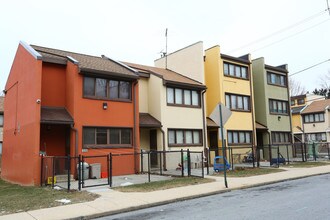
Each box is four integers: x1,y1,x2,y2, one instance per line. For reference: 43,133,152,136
133,80,138,173
160,128,166,170
70,124,78,157
249,62,257,155
201,89,207,156
267,130,272,161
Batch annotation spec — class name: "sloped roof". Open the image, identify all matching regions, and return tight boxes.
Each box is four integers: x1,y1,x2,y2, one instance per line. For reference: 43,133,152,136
256,122,268,130
41,107,74,125
31,45,138,79
291,105,306,115
139,113,161,128
301,99,330,114
0,96,4,112
123,62,206,89
207,117,219,128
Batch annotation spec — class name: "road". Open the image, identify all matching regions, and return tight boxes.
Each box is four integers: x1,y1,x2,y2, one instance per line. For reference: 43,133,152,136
96,174,330,220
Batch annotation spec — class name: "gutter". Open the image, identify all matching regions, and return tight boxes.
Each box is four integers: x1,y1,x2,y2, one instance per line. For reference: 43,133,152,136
201,89,207,156
161,128,167,170
133,80,138,173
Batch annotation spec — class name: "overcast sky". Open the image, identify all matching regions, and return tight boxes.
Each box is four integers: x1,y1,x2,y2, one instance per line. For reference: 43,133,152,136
1,0,330,94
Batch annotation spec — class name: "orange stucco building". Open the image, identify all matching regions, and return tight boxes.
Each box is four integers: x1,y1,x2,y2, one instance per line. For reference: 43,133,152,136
2,42,140,185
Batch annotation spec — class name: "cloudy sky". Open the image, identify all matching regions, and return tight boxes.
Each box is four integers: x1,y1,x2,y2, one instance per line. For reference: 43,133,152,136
1,0,330,93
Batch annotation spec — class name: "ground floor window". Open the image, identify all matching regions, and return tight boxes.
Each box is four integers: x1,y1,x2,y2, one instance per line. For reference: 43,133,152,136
168,129,202,146
306,132,326,142
83,127,132,148
227,130,252,145
271,132,291,144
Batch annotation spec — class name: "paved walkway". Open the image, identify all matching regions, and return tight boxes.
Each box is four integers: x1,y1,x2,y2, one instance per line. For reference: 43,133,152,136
1,165,330,220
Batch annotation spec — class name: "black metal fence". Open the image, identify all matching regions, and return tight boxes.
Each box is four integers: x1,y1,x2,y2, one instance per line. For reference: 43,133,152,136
41,149,205,191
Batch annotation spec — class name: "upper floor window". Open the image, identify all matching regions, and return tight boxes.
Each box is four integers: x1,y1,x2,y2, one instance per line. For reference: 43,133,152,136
306,132,326,142
290,99,295,106
272,132,291,144
83,77,131,101
167,87,200,107
225,93,250,111
267,72,287,87
227,130,252,145
168,129,202,146
304,113,325,123
83,127,132,148
0,114,3,126
224,62,248,79
269,99,288,114
297,98,305,105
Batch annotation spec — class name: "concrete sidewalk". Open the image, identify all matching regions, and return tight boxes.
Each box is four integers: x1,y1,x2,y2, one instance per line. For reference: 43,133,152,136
1,165,330,220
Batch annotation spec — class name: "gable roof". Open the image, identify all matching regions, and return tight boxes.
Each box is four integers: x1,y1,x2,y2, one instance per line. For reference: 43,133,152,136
123,62,206,89
31,45,138,79
291,105,306,115
0,96,4,113
301,99,330,114
139,113,162,128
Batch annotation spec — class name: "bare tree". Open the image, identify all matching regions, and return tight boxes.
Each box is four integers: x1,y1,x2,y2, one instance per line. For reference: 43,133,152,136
289,78,306,96
319,70,330,90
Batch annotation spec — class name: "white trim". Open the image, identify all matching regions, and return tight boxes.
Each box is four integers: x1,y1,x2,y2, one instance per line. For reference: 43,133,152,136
19,41,42,60
67,56,79,64
102,55,138,73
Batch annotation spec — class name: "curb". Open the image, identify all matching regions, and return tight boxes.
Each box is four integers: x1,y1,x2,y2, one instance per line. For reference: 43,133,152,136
72,171,330,220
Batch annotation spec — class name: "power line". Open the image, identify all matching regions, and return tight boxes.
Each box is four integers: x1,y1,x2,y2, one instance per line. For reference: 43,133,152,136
289,59,330,77
251,18,330,53
229,8,329,53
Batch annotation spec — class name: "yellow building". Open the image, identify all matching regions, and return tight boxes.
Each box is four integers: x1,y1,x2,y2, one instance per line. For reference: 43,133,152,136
204,46,256,159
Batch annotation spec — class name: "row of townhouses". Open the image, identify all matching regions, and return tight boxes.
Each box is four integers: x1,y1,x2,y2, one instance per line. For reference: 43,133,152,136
1,41,292,185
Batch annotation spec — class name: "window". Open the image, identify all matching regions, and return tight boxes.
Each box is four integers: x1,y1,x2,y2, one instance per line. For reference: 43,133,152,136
0,114,3,126
269,99,289,114
303,113,325,123
271,132,291,144
227,131,252,145
291,99,295,106
306,132,326,142
83,77,131,101
83,127,132,148
267,72,287,87
223,62,249,79
297,99,305,105
167,87,200,107
168,129,202,146
225,93,250,111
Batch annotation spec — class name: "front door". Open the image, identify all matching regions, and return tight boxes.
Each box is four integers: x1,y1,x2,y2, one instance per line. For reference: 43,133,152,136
209,130,219,156
150,130,158,166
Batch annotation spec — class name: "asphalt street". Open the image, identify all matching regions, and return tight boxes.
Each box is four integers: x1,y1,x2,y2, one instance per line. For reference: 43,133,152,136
95,174,330,220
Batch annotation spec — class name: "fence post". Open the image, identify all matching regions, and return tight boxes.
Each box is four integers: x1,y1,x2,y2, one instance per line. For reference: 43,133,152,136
312,142,317,161
257,148,260,168
187,149,191,177
277,146,280,168
328,143,330,161
304,142,308,162
230,147,234,171
202,151,204,178
82,155,85,188
286,144,290,165
140,149,144,173
40,155,44,186
148,152,151,182
252,146,255,168
109,153,112,187
159,151,163,175
269,144,272,166
207,148,211,175
52,157,55,189
67,155,71,192
181,149,184,177
78,155,81,191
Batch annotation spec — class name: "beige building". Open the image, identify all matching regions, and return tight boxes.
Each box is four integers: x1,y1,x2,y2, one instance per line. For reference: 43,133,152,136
124,62,207,170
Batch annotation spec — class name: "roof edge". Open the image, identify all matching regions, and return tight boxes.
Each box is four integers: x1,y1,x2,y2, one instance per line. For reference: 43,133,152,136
101,55,138,74
20,41,42,60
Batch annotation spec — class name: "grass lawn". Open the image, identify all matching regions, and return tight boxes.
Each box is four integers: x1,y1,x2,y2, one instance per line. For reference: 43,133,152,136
284,161,330,168
114,177,215,192
213,167,285,177
0,178,99,216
